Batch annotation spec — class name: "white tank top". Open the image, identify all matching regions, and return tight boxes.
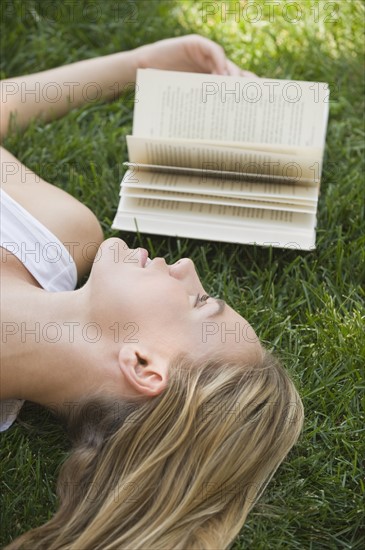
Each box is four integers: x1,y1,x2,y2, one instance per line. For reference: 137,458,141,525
0,188,78,431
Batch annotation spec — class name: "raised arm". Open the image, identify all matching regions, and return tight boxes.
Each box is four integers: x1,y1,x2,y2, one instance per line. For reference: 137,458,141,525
0,34,255,141
0,49,139,140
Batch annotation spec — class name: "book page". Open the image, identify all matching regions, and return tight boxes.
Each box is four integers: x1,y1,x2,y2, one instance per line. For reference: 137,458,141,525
122,187,315,214
112,196,316,250
185,139,321,157
116,195,314,229
133,69,329,149
121,169,318,204
124,162,306,185
126,136,321,183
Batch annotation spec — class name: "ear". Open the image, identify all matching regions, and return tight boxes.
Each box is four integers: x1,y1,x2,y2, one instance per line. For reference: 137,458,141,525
118,345,168,397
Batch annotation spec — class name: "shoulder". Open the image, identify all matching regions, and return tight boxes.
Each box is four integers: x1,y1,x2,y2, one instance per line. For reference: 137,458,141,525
1,146,104,281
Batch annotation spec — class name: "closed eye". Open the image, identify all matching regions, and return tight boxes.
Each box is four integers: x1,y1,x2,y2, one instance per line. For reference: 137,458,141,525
194,293,210,307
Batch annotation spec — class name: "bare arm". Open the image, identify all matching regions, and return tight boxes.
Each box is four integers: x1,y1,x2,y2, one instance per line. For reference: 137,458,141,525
0,49,140,140
0,35,256,141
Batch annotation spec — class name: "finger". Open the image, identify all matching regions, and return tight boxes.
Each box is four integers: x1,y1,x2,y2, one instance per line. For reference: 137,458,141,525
226,59,259,78
240,69,260,79
195,36,229,74
225,59,243,76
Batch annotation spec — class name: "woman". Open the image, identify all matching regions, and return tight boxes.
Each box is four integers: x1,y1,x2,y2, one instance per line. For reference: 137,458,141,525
1,35,303,549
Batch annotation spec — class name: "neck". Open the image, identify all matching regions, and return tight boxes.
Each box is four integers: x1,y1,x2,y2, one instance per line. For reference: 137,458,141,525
1,270,129,412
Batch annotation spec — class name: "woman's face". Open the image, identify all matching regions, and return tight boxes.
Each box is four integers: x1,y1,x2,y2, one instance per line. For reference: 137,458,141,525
87,238,261,364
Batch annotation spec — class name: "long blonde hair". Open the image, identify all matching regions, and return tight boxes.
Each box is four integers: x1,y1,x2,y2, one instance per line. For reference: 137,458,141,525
6,350,303,550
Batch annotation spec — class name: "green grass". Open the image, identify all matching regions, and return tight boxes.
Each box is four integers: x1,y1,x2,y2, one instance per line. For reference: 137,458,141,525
1,0,364,548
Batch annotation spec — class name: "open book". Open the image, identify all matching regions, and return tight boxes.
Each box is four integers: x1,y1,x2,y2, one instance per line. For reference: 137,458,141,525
112,69,330,250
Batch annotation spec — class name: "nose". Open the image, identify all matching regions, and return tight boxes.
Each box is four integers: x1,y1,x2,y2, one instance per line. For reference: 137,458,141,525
169,257,194,274
169,258,205,293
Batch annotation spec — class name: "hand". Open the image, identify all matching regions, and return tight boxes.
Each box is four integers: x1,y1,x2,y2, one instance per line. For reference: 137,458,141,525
135,34,257,77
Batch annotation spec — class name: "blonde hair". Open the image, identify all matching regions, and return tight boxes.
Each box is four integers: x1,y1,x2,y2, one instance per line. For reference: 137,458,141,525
6,350,303,550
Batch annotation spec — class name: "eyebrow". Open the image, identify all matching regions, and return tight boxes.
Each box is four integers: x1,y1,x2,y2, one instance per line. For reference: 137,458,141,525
206,298,226,318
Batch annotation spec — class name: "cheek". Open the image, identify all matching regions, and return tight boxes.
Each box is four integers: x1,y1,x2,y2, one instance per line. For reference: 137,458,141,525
130,279,188,325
